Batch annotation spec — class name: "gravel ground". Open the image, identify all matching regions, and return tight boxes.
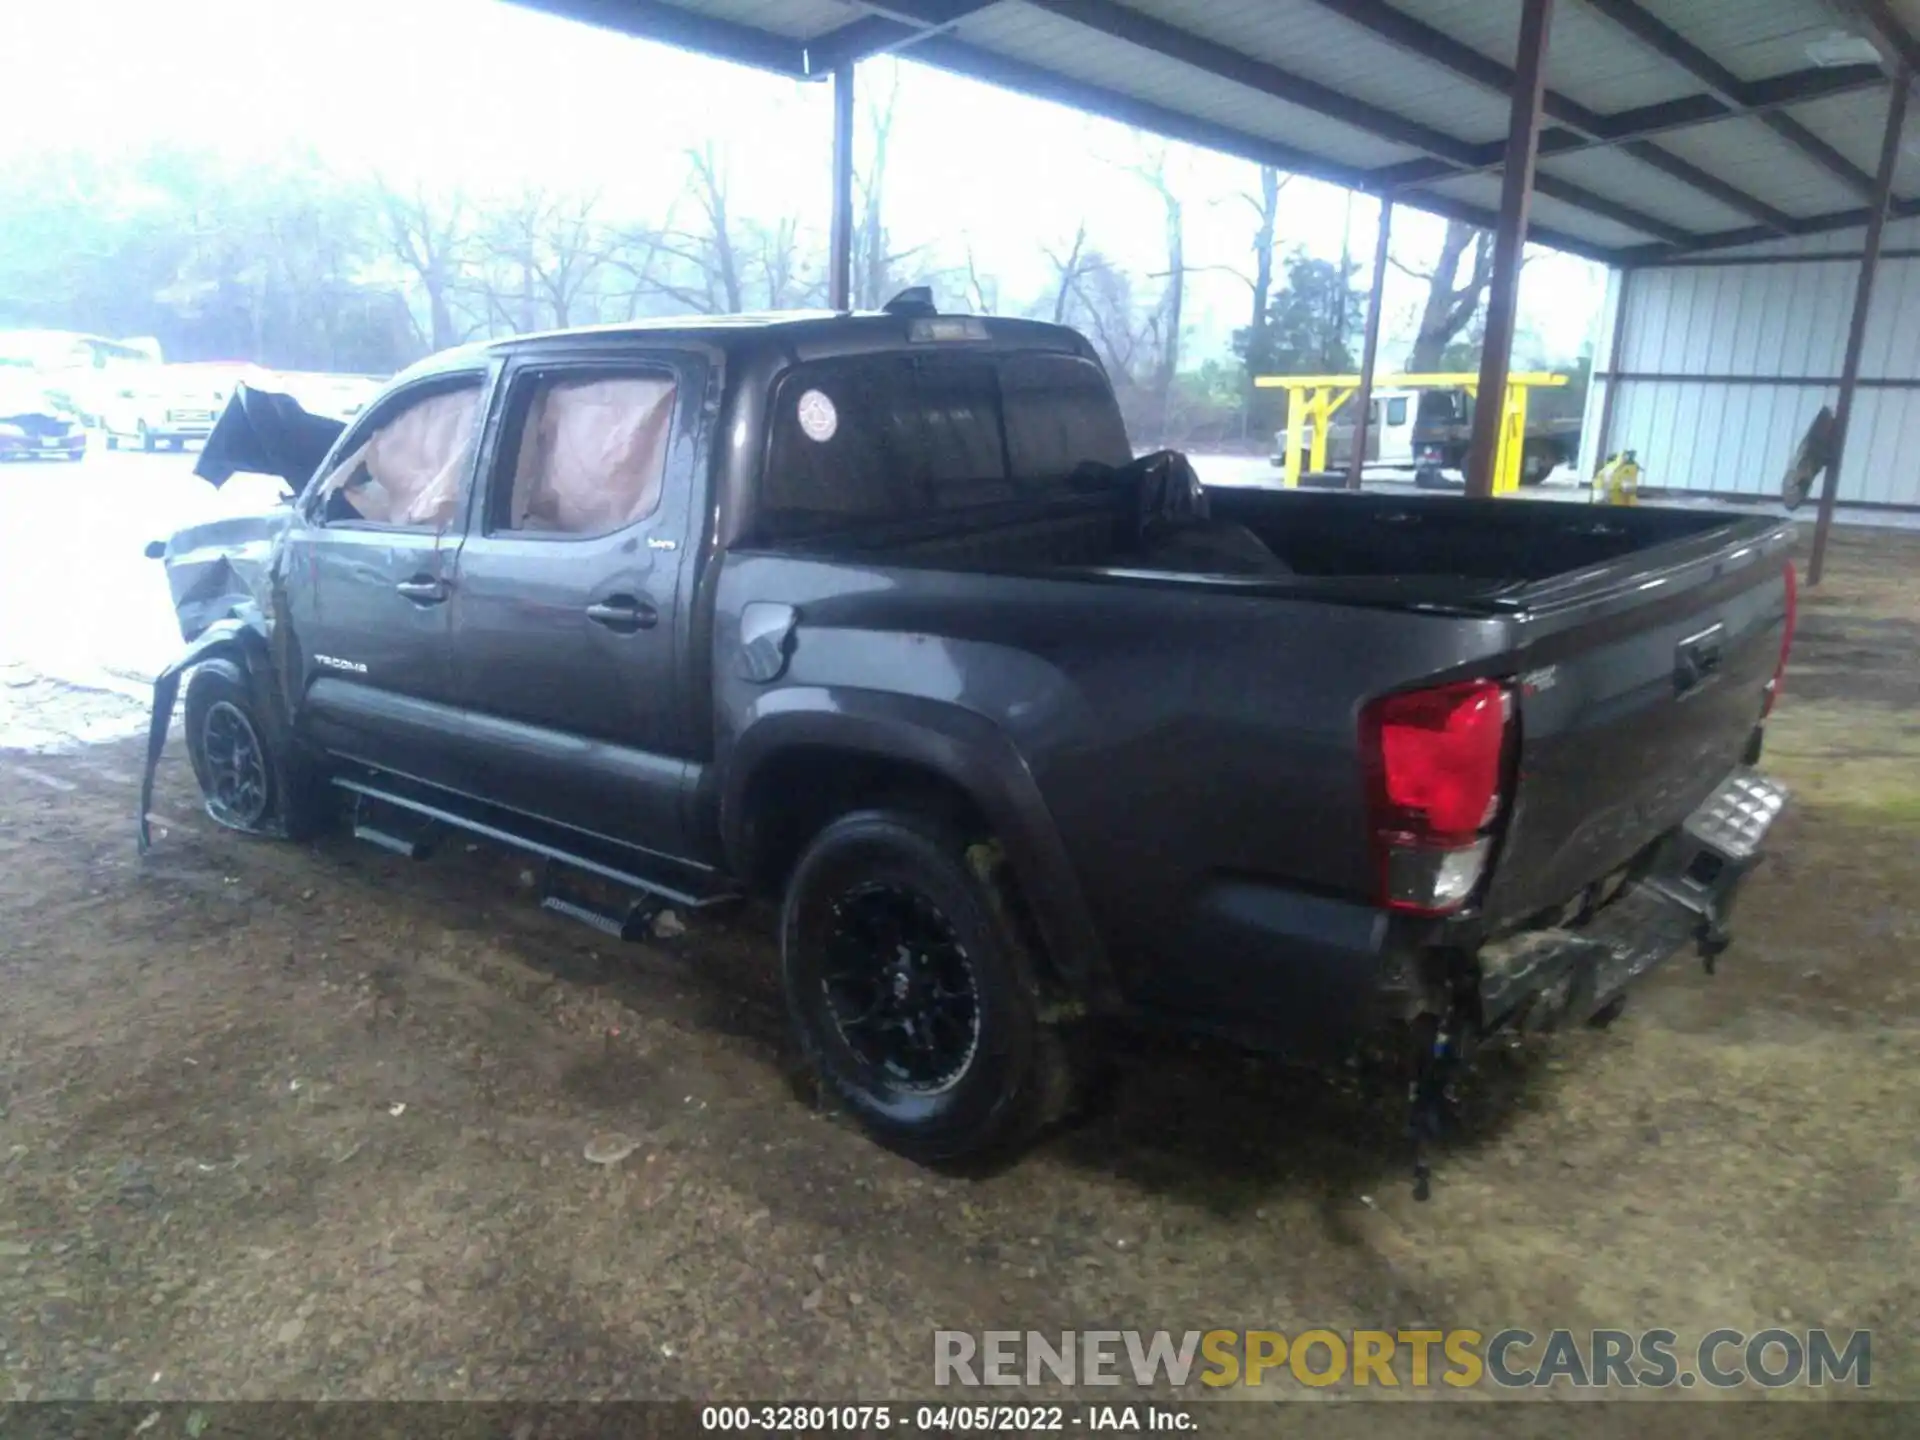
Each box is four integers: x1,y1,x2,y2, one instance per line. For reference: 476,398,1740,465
0,462,1915,1431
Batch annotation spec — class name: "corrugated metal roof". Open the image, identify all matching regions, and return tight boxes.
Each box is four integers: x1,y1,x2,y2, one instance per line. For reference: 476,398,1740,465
678,0,857,41
1538,145,1759,233
1634,0,1850,83
1419,170,1657,251
1653,114,1868,215
1791,88,1920,196
543,0,1920,263
1400,0,1699,112
1123,0,1515,144
958,2,1426,169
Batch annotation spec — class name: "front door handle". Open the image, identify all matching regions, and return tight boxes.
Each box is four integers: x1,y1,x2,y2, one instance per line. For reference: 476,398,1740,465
586,597,658,633
395,576,448,605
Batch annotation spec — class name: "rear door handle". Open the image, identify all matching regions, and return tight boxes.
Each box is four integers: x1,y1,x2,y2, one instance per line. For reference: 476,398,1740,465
586,597,658,633
395,576,448,604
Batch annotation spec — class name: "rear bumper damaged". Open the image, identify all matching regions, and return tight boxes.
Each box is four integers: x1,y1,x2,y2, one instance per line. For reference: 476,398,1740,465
1477,768,1788,1034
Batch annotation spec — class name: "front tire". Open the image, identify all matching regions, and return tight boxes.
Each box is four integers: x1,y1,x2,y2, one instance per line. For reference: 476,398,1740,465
104,430,119,451
781,808,1076,1164
183,660,321,838
138,422,155,453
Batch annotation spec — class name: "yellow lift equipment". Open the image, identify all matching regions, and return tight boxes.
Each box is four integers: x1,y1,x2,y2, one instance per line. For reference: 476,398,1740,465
1254,371,1569,494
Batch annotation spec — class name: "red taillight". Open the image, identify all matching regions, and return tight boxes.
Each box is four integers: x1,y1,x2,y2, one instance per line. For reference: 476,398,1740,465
1361,679,1513,916
1763,559,1798,717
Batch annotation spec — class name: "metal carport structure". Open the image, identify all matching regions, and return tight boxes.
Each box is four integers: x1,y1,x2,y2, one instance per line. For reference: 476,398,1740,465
506,0,1920,581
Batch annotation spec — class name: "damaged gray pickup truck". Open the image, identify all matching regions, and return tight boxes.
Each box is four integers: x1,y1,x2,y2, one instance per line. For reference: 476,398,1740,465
141,300,1795,1192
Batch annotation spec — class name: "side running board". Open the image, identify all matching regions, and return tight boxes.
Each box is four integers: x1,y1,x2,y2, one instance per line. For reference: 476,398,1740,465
330,775,739,933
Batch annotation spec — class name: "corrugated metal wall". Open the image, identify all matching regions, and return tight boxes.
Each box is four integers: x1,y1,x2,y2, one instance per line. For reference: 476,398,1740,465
1577,217,1920,507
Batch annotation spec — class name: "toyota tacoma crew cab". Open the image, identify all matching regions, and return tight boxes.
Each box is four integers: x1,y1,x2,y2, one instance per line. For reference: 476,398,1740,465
140,299,1795,1188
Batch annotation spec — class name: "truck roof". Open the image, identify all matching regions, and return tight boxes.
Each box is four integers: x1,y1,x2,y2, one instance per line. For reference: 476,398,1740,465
390,311,1099,388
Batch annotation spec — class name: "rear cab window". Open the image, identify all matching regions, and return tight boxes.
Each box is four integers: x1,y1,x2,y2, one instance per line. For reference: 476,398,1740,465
760,350,1130,541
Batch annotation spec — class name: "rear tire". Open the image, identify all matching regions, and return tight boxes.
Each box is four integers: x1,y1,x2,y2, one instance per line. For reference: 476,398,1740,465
138,423,155,453
104,430,119,451
781,808,1080,1165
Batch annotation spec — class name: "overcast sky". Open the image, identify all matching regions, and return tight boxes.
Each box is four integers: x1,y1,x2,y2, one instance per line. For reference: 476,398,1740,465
2,0,1608,367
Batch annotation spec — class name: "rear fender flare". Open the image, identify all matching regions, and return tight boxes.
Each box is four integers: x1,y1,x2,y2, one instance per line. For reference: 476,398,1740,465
137,616,287,850
723,687,1115,1008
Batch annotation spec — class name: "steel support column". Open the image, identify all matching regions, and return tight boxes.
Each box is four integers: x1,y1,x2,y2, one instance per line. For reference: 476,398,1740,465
1346,197,1395,491
1465,0,1553,499
829,63,856,311
1590,265,1634,473
1811,70,1911,585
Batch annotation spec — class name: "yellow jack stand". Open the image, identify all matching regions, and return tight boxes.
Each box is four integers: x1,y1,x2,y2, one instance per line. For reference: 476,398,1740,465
1254,372,1569,494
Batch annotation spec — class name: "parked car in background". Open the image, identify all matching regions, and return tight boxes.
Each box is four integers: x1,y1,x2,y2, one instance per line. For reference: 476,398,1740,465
99,362,274,452
0,373,87,461
0,330,163,424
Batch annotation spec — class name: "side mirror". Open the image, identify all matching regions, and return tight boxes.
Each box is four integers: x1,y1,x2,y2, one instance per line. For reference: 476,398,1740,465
143,540,166,559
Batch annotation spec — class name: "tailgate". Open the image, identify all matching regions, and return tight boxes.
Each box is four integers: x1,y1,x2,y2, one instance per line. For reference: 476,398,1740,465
1480,526,1793,926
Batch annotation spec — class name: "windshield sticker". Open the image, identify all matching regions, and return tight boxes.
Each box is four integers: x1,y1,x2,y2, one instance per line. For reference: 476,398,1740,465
796,389,838,443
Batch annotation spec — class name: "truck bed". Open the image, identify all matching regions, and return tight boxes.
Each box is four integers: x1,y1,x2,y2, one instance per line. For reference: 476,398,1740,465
739,485,1792,1028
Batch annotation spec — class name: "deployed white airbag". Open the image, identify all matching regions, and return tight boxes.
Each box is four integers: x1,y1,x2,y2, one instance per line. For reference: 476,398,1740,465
507,376,676,535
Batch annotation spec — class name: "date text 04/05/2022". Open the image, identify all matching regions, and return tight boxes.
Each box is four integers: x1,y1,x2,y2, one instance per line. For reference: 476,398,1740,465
699,1403,1195,1432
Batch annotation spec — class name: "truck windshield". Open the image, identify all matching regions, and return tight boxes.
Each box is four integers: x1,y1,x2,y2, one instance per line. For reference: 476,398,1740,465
761,350,1130,539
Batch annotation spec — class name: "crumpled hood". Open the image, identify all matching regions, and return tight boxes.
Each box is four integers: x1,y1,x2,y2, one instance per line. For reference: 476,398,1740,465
195,382,345,489
154,509,292,641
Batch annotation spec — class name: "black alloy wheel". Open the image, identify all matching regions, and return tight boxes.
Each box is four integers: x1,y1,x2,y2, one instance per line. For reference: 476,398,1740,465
781,807,1087,1164
821,880,983,1094
199,699,270,829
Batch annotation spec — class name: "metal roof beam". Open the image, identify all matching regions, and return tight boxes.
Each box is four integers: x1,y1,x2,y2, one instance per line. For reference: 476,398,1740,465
1835,0,1920,72
1308,0,1793,234
1615,140,1802,234
504,0,805,76
1529,174,1693,245
1579,0,1880,198
1615,193,1920,265
1023,0,1482,164
1376,63,1884,181
1023,0,1690,245
803,1,1001,71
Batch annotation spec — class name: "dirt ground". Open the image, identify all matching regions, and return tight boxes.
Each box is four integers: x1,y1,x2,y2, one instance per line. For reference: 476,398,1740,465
2,524,1916,1430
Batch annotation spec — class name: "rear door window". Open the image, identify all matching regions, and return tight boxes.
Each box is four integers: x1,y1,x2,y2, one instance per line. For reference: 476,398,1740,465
494,371,678,537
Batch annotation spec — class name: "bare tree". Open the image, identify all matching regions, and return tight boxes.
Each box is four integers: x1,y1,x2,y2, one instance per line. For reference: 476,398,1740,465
1125,139,1186,435
961,239,998,314
380,180,472,350
1243,166,1287,366
1071,253,1151,386
640,143,748,315
1395,219,1493,371
603,216,678,321
472,186,613,333
1042,222,1089,325
750,215,811,309
847,61,932,308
